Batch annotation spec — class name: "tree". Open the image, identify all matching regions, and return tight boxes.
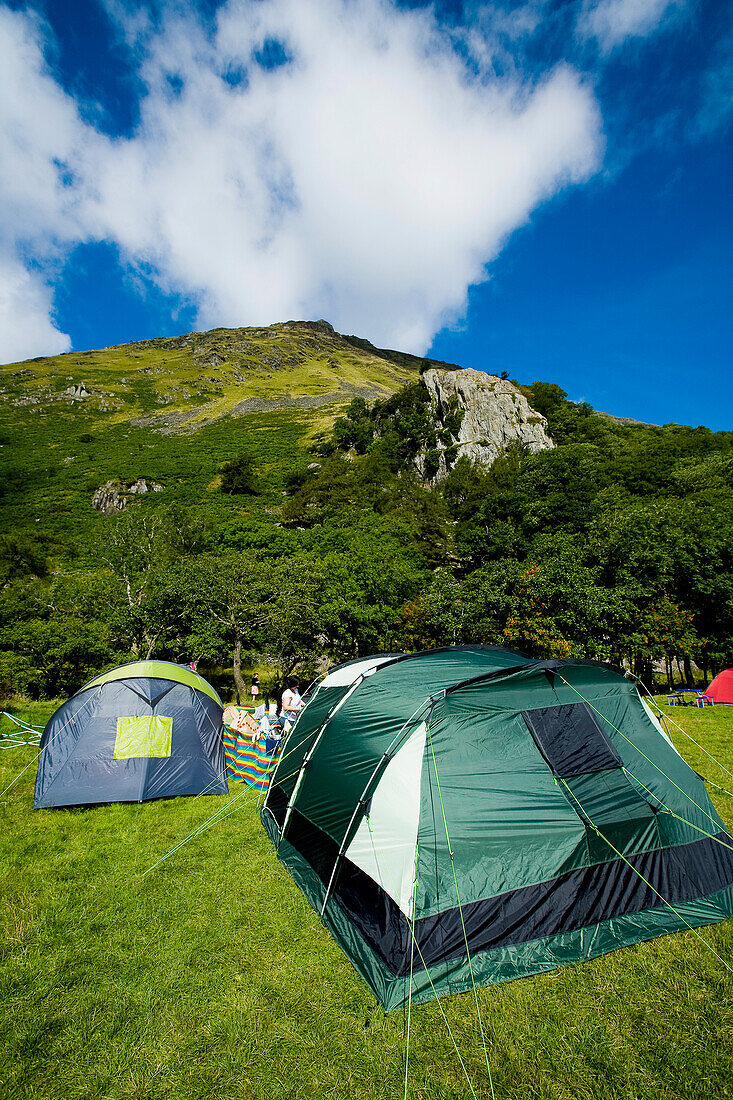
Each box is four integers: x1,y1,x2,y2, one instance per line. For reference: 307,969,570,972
402,570,469,649
98,508,198,659
0,533,48,587
0,573,120,698
443,446,532,566
622,597,698,690
175,554,271,698
174,550,326,698
314,526,426,659
220,451,259,495
588,495,733,677
258,553,326,687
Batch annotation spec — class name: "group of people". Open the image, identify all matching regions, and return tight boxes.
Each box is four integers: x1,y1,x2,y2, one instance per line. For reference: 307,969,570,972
222,677,304,747
185,658,306,744
248,674,304,729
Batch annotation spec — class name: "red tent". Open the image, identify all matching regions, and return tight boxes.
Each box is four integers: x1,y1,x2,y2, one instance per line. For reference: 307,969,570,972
706,668,733,703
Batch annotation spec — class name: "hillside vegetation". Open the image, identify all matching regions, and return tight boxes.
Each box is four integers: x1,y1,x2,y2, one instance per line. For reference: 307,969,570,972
1,321,732,701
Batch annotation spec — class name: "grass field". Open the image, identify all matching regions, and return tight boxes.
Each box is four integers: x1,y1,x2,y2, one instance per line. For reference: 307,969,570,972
1,699,732,1099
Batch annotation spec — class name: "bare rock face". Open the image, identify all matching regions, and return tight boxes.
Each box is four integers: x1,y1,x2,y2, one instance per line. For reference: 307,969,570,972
92,478,164,515
64,382,89,400
421,368,553,479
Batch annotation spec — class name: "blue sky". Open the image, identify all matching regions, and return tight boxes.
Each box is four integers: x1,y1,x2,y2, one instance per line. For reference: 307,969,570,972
1,0,731,428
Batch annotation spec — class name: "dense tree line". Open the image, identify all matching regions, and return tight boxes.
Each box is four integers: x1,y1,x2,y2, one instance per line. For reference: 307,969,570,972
1,380,731,700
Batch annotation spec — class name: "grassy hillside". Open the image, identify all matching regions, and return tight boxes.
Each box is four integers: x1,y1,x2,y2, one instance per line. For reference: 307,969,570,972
2,320,732,702
0,320,435,553
1,700,731,1099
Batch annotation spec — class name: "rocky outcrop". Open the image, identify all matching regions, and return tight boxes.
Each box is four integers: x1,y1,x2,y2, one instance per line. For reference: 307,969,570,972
65,382,89,400
9,379,123,410
91,478,164,515
282,319,335,336
421,368,553,479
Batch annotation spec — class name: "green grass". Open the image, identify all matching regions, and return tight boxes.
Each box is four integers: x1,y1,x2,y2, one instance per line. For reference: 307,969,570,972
0,402,316,560
0,700,55,734
1,701,732,1099
0,323,417,419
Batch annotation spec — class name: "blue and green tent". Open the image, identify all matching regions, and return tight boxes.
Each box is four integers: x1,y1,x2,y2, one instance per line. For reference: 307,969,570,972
262,646,733,1010
34,661,227,808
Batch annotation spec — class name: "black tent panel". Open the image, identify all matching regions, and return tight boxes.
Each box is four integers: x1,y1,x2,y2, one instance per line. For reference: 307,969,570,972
523,702,623,777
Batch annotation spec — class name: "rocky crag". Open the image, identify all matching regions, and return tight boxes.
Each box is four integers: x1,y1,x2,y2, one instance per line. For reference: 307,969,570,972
420,367,553,479
91,478,164,515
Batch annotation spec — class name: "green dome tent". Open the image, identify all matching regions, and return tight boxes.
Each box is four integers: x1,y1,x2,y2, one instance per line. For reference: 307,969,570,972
262,646,733,1011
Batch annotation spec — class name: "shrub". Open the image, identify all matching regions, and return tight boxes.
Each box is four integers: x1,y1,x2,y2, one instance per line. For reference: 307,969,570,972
220,451,259,495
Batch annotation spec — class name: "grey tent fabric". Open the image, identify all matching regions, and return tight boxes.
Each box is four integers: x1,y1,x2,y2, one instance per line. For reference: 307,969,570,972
34,661,227,808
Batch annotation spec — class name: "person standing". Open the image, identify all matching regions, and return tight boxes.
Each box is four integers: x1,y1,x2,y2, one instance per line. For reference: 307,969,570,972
250,674,260,703
279,677,303,729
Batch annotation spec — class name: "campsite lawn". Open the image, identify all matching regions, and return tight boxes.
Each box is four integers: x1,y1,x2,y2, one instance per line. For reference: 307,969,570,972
1,699,731,1100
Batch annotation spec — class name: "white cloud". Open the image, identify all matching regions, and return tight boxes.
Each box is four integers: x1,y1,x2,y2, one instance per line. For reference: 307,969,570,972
0,6,104,362
0,0,604,360
0,252,71,362
577,0,685,54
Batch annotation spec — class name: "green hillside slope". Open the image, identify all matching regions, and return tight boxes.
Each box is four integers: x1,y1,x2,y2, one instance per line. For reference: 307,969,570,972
0,320,451,549
1,320,732,702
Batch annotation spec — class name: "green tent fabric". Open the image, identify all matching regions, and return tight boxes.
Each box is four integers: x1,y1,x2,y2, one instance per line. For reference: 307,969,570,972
262,647,733,1011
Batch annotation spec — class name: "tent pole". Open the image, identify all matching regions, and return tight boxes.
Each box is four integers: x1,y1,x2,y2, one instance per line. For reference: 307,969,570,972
402,857,417,1100
276,673,369,848
555,674,727,834
620,767,733,852
319,698,436,917
426,724,496,1099
404,907,480,1098
2,686,103,803
364,819,480,1100
631,672,733,787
